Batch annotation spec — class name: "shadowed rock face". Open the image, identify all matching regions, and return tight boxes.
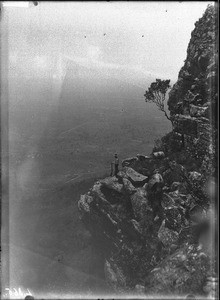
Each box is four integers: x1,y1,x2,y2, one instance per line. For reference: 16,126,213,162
144,243,211,295
168,4,218,178
78,4,217,298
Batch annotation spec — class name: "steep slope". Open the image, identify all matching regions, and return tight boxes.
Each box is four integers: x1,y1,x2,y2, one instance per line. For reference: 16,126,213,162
78,4,218,298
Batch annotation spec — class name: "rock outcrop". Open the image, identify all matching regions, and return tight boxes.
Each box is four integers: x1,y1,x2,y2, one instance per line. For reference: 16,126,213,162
168,4,218,180
77,4,218,299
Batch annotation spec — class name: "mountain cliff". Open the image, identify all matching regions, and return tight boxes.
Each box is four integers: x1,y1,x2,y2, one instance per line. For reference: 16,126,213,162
78,5,218,298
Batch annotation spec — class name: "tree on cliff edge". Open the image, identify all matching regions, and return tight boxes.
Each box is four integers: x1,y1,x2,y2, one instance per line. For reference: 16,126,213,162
144,79,173,125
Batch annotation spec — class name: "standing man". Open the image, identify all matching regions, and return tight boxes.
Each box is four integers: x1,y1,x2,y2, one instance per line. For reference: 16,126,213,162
114,153,119,176
110,153,119,176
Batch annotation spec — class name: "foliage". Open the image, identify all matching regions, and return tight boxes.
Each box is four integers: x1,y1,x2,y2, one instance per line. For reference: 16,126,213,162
144,79,172,124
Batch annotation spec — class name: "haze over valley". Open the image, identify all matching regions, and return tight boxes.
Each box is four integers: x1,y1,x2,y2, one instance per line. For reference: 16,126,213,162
1,1,211,298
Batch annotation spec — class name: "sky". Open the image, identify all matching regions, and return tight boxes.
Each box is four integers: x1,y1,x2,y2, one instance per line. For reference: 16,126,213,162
3,1,213,83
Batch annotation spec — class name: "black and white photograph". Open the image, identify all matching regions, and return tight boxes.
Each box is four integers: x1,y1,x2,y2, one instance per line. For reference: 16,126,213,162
0,1,218,299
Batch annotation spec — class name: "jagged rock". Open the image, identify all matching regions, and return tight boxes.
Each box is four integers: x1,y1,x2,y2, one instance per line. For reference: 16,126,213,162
167,3,217,181
162,192,188,232
147,172,164,197
145,244,211,296
122,178,136,195
158,220,179,248
124,167,148,187
78,194,94,213
189,104,209,117
130,188,153,222
100,177,124,194
91,181,113,205
122,155,163,178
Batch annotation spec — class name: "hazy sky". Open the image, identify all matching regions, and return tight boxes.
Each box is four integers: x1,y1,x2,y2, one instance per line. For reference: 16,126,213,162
4,1,213,82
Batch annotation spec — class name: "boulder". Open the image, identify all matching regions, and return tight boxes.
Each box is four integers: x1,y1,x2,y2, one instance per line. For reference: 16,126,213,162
100,177,124,194
152,151,165,159
124,167,148,187
147,172,164,193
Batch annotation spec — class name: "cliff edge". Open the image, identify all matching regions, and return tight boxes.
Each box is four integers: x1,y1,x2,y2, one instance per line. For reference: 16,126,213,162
78,5,218,298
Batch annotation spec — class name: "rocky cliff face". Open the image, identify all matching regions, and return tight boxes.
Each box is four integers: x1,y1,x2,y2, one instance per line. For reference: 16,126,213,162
168,4,218,179
78,5,218,298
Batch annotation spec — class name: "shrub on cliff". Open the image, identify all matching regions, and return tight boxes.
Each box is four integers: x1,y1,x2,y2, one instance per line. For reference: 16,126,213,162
144,79,173,125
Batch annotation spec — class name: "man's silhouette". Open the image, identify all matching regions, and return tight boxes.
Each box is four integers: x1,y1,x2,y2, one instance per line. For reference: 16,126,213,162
114,153,119,176
110,154,119,176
